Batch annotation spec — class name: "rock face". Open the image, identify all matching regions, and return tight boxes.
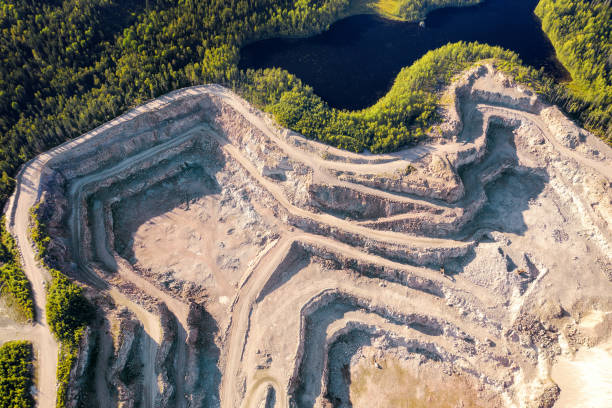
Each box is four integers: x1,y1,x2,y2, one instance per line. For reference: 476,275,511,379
109,310,141,408
15,64,612,407
65,327,94,408
156,303,178,408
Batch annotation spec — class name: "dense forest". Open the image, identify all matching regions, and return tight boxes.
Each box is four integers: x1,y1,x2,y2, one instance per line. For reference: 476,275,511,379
0,0,349,205
0,1,609,405
535,0,611,142
0,0,609,203
0,341,34,408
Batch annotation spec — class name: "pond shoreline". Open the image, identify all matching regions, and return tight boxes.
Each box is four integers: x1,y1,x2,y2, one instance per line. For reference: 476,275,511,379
239,0,568,110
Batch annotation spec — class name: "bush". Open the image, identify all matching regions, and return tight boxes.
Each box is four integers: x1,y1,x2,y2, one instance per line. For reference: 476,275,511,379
45,266,92,408
0,340,34,408
28,204,50,262
29,204,93,407
45,269,94,345
55,342,79,408
0,217,34,321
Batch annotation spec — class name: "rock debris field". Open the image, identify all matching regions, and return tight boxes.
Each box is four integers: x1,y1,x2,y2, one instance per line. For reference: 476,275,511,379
3,64,612,408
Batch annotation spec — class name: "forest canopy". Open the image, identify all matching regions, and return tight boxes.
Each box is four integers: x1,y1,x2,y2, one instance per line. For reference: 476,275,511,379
0,340,34,408
241,42,532,152
0,0,609,209
535,0,611,142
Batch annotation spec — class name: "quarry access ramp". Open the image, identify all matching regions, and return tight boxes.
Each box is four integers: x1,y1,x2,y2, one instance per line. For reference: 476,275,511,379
4,63,612,407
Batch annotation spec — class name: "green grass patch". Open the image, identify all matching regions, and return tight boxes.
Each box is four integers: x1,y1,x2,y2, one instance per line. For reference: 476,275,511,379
0,340,34,408
348,0,481,21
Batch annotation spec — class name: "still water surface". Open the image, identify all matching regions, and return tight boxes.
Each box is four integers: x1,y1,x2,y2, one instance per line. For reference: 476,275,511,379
239,0,567,110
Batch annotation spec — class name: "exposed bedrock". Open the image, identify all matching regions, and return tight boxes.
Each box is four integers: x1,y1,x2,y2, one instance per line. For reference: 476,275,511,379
317,113,545,240
286,212,474,266
156,303,179,408
323,328,504,408
296,242,445,298
291,288,502,376
239,249,514,405
108,309,145,408
298,242,505,333
15,62,611,408
291,300,509,407
325,157,465,203
184,302,222,408
46,93,221,178
64,326,95,408
307,183,446,220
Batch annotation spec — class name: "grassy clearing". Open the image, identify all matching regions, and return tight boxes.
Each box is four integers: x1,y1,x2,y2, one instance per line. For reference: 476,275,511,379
345,0,405,21
347,0,481,21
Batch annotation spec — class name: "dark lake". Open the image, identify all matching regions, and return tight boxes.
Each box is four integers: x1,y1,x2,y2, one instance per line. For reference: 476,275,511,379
239,0,568,110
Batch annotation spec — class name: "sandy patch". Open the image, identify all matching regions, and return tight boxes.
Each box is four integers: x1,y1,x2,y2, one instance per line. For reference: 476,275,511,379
552,340,612,408
349,351,491,407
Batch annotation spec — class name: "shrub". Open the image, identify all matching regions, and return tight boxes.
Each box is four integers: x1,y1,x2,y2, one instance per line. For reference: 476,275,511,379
29,204,93,408
0,217,34,321
0,340,34,408
28,204,50,261
45,269,94,345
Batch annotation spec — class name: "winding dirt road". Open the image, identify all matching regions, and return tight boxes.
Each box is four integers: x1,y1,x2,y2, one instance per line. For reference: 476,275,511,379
5,64,611,408
1,85,199,408
5,160,59,408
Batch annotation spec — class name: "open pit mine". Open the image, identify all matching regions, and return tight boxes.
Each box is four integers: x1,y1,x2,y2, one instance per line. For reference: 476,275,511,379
5,64,612,408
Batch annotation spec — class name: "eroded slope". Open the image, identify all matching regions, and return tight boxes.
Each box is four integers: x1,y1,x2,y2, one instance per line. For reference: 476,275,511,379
6,63,612,408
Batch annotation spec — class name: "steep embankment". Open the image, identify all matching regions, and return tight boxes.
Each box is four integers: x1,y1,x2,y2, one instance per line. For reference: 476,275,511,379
6,63,611,408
